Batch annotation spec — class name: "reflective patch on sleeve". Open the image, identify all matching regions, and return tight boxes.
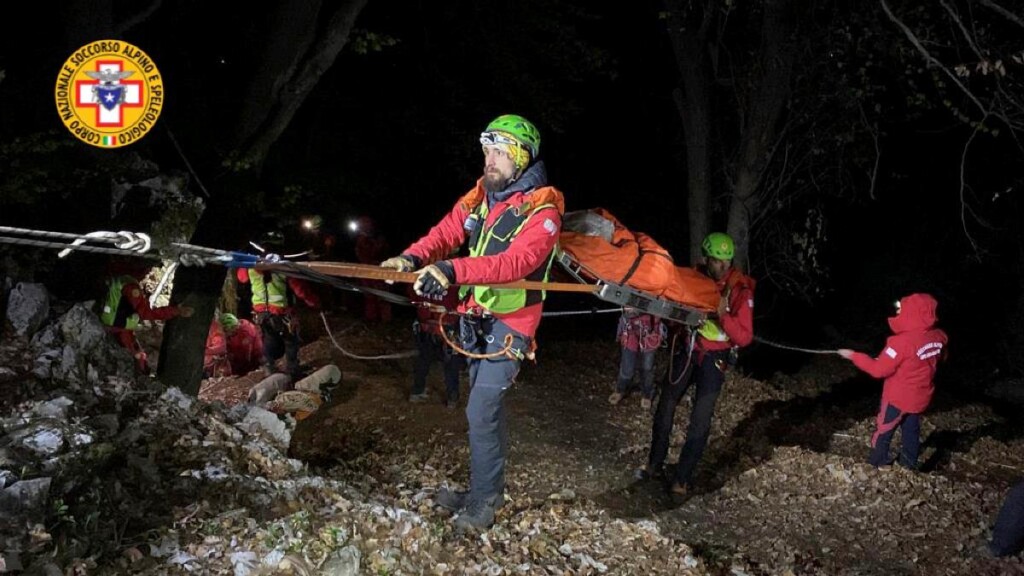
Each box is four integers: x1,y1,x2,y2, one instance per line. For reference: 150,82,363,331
884,347,897,359
916,341,943,360
747,298,754,308
543,218,557,236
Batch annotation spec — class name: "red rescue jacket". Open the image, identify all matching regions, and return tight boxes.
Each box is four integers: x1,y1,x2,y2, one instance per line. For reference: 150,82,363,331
204,319,263,376
121,280,182,323
849,293,948,414
235,269,320,314
699,268,756,352
402,169,564,338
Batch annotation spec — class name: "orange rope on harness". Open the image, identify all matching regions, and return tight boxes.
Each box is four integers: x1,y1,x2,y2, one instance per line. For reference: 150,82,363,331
436,311,519,360
666,330,696,385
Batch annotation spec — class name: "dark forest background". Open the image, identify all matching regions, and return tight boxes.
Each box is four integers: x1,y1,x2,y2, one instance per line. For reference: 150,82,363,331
1,0,1022,395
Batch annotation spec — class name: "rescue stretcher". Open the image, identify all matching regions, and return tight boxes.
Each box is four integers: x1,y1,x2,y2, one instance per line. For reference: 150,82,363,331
554,208,718,327
554,250,708,326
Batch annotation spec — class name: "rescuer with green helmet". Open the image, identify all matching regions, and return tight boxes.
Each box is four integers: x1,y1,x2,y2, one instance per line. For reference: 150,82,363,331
380,113,563,532
637,232,756,500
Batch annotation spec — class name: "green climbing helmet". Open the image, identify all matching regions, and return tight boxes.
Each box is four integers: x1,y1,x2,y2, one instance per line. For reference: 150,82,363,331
702,232,735,261
219,313,240,330
483,114,541,158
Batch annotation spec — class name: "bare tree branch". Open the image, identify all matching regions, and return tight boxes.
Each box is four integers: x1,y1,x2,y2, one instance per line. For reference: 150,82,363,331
879,0,989,116
959,121,984,256
940,0,986,62
977,0,1024,29
857,102,881,200
114,0,162,36
242,0,369,165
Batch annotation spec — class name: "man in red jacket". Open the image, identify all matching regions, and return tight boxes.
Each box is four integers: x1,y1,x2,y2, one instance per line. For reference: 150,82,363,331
353,216,393,323
101,261,193,374
204,313,263,377
636,232,755,498
236,267,320,378
380,114,562,531
408,286,463,407
609,309,665,410
839,293,948,468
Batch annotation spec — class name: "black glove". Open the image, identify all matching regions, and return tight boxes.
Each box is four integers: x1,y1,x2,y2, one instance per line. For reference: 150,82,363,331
413,260,456,298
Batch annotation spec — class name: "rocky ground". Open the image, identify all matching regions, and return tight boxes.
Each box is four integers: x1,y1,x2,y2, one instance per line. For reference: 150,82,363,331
2,294,1023,575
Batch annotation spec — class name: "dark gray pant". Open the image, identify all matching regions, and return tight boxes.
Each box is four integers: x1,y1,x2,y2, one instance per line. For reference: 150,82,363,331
260,314,300,376
991,480,1024,557
460,316,528,500
648,347,728,487
616,347,656,398
412,331,462,400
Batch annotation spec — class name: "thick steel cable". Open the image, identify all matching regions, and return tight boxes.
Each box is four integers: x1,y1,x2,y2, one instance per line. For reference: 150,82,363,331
0,236,163,259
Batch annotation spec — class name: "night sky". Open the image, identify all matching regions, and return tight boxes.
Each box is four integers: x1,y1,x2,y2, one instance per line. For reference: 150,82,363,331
1,1,1022,388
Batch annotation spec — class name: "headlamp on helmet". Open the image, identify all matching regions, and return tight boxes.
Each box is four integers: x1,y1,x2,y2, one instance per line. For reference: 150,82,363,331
482,114,541,158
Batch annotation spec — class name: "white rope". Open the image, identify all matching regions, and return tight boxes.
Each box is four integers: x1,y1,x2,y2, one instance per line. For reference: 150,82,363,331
0,227,236,268
0,236,163,258
319,312,418,360
57,230,151,258
150,261,178,307
753,335,838,355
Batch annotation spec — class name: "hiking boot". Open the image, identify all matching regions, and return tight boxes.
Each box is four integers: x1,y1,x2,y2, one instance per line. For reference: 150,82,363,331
633,463,665,481
608,391,624,405
640,397,652,411
454,495,501,533
436,486,505,513
444,394,460,410
668,482,690,499
409,392,429,403
435,486,469,513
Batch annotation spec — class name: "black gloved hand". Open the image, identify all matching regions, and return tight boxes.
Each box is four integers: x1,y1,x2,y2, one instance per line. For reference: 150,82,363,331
413,260,456,298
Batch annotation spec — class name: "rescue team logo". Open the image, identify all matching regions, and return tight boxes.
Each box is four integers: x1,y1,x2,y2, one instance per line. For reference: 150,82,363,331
54,40,163,148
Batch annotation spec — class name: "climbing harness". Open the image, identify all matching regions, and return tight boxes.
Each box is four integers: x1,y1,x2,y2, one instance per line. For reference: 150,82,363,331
434,310,520,360
667,330,698,386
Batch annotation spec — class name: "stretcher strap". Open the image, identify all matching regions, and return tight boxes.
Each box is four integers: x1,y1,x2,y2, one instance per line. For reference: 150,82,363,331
263,261,600,294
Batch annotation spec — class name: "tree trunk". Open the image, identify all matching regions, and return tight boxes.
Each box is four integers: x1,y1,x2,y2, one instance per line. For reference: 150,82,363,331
664,1,715,264
158,0,370,396
725,0,795,271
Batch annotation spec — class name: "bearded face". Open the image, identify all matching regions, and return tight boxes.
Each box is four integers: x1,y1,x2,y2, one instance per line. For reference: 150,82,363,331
704,257,732,281
482,146,518,192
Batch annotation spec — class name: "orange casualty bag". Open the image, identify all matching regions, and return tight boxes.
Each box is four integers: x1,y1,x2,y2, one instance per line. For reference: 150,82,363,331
559,208,720,312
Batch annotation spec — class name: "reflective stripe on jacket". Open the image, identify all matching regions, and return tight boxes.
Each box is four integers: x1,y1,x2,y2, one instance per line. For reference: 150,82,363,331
458,199,558,314
697,268,755,351
247,270,289,309
101,275,140,330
